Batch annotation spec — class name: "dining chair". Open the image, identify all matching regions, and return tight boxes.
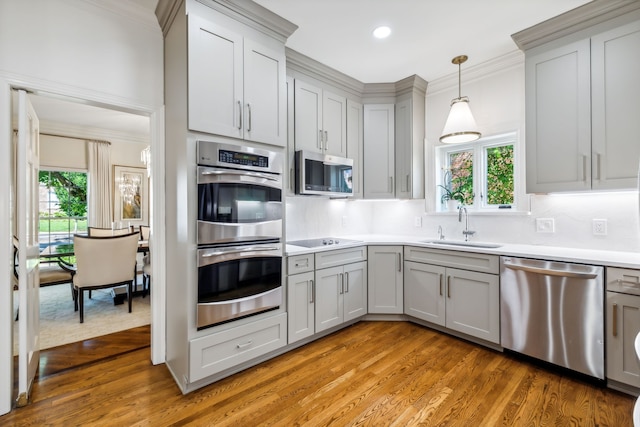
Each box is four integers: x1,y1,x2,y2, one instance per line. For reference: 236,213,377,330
142,252,151,297
72,232,140,323
139,225,150,241
87,227,131,237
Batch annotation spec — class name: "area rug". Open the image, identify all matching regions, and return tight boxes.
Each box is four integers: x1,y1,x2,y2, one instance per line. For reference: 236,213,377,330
12,281,150,355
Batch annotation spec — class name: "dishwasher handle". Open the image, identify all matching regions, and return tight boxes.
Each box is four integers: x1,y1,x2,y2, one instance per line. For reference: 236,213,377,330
502,260,600,279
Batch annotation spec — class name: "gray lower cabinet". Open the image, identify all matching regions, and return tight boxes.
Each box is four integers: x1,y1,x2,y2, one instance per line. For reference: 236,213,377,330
315,261,367,332
287,247,367,343
368,246,404,314
404,246,500,344
606,267,640,389
189,313,287,382
287,270,315,344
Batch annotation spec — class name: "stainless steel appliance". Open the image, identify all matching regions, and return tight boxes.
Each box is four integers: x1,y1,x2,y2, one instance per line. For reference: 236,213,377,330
197,141,283,245
500,256,605,380
196,141,284,329
295,150,353,197
197,242,282,329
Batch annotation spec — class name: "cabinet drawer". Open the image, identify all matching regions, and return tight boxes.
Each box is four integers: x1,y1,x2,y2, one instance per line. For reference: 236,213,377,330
288,254,315,274
189,313,287,382
607,267,640,295
315,246,367,270
404,246,499,274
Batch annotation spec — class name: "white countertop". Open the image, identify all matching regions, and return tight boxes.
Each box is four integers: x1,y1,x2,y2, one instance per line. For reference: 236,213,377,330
286,234,640,269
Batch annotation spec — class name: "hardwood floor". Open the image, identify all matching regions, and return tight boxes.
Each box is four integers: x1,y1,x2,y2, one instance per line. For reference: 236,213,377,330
2,321,635,426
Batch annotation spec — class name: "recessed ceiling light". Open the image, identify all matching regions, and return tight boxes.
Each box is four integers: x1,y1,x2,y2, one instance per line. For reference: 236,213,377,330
373,26,391,39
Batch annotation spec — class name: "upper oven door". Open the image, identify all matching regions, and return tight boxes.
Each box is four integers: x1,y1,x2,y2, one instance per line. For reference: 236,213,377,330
198,166,283,245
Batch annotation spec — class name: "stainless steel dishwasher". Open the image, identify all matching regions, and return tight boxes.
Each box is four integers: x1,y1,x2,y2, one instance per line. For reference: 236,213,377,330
500,256,605,380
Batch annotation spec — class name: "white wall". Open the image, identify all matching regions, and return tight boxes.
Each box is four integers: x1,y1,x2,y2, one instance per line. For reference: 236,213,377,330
286,53,640,253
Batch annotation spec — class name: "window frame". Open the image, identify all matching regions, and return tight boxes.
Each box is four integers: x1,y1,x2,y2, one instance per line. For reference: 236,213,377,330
435,131,527,213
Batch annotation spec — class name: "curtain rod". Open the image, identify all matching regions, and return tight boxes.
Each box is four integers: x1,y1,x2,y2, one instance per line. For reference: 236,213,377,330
39,132,111,144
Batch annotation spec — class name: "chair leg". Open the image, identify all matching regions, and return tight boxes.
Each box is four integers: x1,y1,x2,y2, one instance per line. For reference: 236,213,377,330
79,289,84,323
73,286,79,312
128,281,132,313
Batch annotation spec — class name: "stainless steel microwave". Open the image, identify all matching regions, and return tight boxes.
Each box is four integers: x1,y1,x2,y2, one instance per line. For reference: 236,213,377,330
295,150,354,197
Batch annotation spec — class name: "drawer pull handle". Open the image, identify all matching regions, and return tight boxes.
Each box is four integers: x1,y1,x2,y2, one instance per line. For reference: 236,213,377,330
439,273,443,296
447,275,451,298
237,340,253,349
309,279,314,304
613,303,618,337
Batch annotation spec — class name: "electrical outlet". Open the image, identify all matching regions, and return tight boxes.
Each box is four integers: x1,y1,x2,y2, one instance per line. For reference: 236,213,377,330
341,216,348,227
593,219,607,235
536,218,555,233
414,216,422,228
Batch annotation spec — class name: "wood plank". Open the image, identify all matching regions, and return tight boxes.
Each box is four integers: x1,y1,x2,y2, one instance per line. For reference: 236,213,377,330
2,322,635,426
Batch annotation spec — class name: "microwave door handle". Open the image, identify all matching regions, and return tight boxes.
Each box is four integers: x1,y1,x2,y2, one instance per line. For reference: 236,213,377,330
202,246,280,258
201,169,280,182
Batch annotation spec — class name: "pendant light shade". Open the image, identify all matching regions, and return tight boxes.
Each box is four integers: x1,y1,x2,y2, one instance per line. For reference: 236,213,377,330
440,55,481,144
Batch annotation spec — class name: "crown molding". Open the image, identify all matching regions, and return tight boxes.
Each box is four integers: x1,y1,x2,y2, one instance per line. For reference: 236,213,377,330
427,50,523,96
512,0,640,51
286,48,365,96
156,0,297,41
395,75,428,98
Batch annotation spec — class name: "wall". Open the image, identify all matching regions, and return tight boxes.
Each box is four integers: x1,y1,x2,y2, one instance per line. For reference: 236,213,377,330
286,53,640,253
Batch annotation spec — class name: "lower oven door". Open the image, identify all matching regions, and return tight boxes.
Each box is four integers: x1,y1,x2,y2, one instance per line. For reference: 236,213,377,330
197,243,282,329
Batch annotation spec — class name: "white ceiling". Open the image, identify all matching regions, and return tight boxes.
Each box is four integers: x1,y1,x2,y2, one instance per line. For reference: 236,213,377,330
253,0,592,83
30,0,592,139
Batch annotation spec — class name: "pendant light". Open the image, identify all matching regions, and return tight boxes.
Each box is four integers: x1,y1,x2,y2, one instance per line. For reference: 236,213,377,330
439,55,481,144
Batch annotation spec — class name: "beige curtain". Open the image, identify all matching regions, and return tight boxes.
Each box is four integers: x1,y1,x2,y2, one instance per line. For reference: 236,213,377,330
87,140,112,228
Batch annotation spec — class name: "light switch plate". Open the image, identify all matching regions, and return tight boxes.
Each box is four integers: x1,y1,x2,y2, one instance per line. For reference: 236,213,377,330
536,218,555,233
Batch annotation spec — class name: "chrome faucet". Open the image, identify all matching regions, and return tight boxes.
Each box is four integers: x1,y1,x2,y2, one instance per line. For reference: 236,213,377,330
437,225,445,240
459,206,476,241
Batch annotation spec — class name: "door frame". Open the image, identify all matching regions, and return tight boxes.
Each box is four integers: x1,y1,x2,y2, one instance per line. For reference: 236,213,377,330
0,76,166,415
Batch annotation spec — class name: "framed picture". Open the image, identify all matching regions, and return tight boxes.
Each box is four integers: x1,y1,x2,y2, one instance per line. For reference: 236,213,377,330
113,165,148,226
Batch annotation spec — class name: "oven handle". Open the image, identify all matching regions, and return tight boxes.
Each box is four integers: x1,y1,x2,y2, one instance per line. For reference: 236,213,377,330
200,168,280,182
201,246,280,258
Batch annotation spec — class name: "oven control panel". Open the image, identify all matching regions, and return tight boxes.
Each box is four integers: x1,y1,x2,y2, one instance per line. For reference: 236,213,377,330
219,149,269,168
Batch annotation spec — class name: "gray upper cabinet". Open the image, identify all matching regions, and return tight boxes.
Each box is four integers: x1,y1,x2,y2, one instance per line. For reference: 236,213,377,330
591,20,640,190
294,79,347,156
346,99,364,198
188,13,287,146
363,104,395,199
525,39,591,193
522,11,640,193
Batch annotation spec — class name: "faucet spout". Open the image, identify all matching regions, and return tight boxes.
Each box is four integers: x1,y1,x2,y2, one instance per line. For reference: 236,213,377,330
459,206,476,241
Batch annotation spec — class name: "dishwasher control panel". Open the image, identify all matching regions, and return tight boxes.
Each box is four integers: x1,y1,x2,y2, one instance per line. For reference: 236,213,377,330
607,267,640,296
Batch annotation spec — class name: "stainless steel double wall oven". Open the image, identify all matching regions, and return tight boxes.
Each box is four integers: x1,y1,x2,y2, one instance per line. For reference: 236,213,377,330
196,141,284,329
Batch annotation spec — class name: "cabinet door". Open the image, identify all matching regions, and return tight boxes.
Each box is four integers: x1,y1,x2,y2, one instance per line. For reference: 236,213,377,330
606,291,640,387
315,266,344,332
363,104,395,199
394,98,412,199
346,99,363,198
343,261,367,322
243,39,286,146
188,14,243,139
446,268,499,343
404,261,446,326
592,20,640,190
322,90,347,156
367,246,403,314
525,39,591,193
294,80,323,152
287,272,315,344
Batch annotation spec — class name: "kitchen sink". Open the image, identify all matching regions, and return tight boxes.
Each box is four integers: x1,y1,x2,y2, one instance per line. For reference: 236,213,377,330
421,240,502,249
288,237,363,248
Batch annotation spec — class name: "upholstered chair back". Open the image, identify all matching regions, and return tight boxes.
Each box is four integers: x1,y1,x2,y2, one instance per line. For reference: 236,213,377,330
72,232,139,289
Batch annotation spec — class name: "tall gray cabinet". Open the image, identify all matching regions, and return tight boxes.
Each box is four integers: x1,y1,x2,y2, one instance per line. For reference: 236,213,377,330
160,0,296,393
